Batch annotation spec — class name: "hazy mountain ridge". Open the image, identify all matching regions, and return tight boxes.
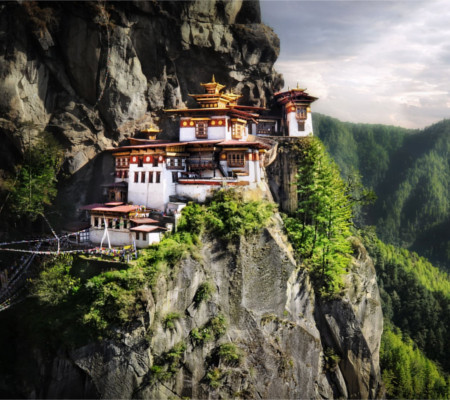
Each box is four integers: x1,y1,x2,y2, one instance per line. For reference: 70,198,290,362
314,113,450,270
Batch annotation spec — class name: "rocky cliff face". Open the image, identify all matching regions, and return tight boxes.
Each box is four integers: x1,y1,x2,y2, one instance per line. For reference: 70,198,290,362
4,217,383,399
0,0,282,208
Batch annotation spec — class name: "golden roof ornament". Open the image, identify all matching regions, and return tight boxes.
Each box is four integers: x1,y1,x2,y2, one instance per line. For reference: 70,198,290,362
141,123,160,140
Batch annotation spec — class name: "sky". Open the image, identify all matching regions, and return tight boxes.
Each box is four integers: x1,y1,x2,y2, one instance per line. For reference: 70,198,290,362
260,0,450,129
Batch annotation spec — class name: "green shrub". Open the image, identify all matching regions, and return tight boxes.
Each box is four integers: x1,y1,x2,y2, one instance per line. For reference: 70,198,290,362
218,343,242,365
205,367,223,389
210,314,227,337
324,348,341,372
33,255,80,306
194,282,214,306
205,189,276,239
163,312,181,330
190,314,227,346
151,342,187,382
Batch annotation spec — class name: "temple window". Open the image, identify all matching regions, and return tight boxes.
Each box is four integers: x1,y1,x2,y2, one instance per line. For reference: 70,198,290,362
138,157,144,167
123,220,128,229
142,233,147,241
108,219,113,229
195,121,208,138
149,171,154,183
156,171,161,183
124,171,128,179
227,152,245,167
141,171,146,183
296,107,307,120
232,123,244,139
297,121,305,131
172,172,178,182
136,232,140,240
167,157,183,170
134,172,138,183
94,217,98,227
153,158,159,167
115,219,120,229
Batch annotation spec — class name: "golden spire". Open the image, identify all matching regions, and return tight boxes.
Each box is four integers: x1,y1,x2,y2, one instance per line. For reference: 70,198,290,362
212,74,216,83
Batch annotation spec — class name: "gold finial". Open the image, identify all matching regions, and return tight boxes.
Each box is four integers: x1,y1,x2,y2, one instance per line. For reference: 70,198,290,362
212,74,216,83
297,82,299,89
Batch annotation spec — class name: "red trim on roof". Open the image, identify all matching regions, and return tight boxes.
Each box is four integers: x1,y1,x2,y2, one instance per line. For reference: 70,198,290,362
178,179,223,186
130,218,160,224
130,225,166,233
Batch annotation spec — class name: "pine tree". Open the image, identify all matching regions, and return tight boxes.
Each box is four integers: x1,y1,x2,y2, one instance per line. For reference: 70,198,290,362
4,130,63,220
285,138,353,296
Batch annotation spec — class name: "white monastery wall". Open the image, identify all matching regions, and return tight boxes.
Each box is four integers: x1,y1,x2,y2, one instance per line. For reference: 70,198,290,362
287,111,313,137
90,228,134,247
179,126,196,141
128,163,176,210
176,184,218,203
134,231,162,248
207,126,227,140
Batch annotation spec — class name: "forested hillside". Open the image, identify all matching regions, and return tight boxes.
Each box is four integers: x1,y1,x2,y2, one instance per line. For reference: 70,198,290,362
314,114,450,270
314,114,450,397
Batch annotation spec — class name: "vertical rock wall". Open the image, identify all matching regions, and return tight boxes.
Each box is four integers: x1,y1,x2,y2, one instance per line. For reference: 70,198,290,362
0,0,283,211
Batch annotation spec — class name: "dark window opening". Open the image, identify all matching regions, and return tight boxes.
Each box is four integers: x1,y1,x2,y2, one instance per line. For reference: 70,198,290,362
172,172,178,182
149,171,154,183
142,233,147,241
297,121,305,131
141,171,146,183
136,232,140,240
153,158,159,167
156,171,161,183
138,157,144,167
134,172,138,183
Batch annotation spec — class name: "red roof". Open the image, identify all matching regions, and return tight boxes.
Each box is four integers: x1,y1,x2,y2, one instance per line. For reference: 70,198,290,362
83,204,140,213
182,139,223,145
111,140,223,152
130,225,167,233
131,218,160,224
219,140,271,149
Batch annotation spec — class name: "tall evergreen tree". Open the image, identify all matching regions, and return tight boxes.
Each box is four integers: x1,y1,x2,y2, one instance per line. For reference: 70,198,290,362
284,138,353,296
3,130,63,220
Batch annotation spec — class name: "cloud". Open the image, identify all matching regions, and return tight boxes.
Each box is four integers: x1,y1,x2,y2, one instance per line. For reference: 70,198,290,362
261,0,450,128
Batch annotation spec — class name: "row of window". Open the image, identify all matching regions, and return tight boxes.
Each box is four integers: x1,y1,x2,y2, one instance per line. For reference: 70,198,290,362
137,157,159,168
135,232,148,241
116,171,129,179
134,171,161,184
166,157,184,169
227,152,245,167
93,217,128,230
194,121,245,139
115,157,129,167
296,107,307,120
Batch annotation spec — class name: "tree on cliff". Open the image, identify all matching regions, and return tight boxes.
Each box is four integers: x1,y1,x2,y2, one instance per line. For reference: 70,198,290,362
284,138,352,296
2,129,63,221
